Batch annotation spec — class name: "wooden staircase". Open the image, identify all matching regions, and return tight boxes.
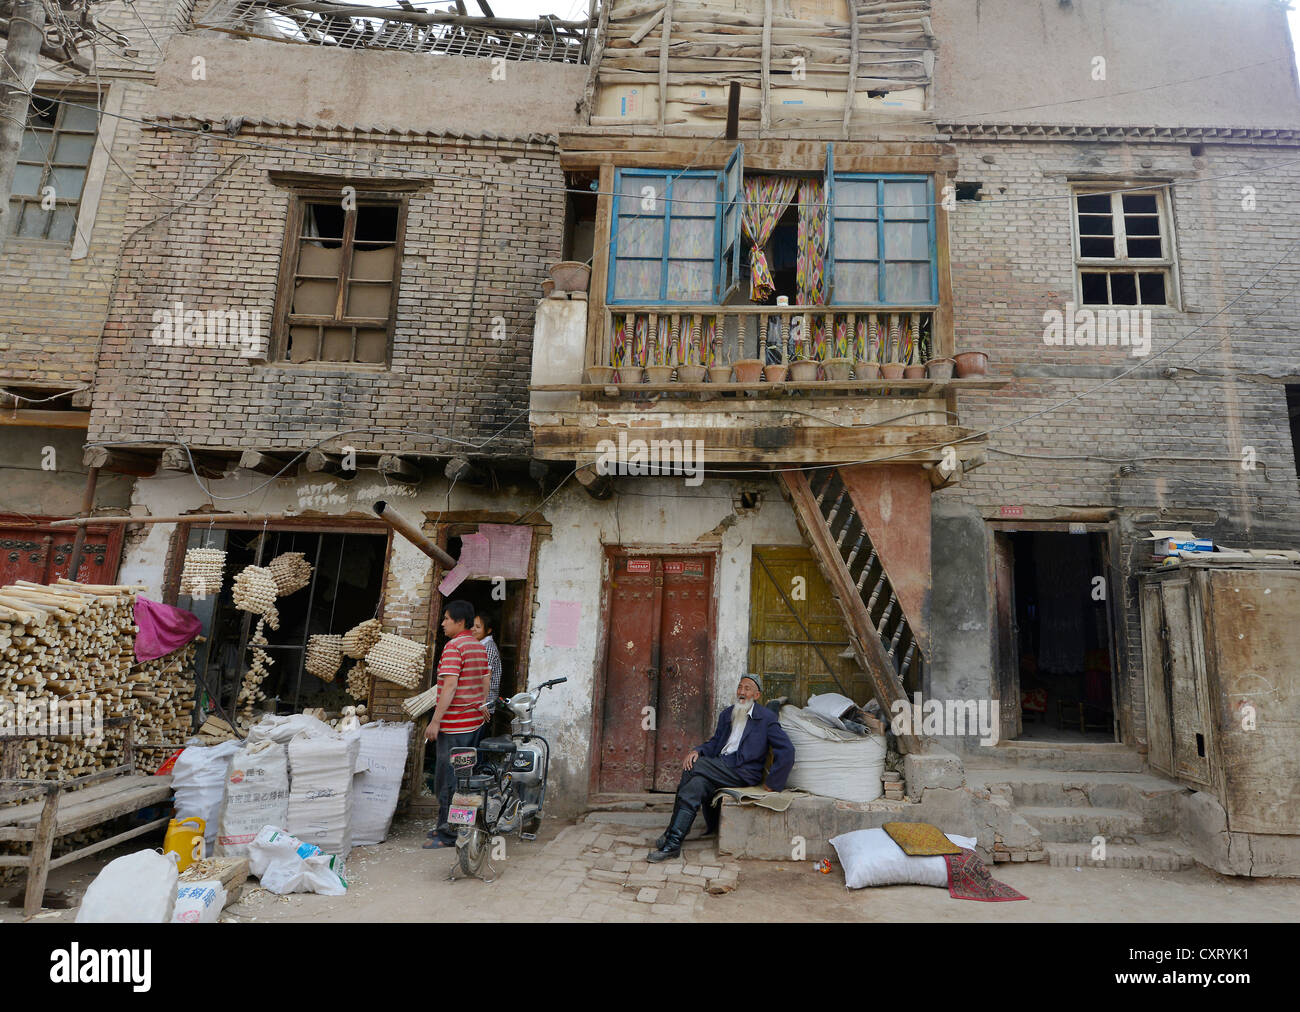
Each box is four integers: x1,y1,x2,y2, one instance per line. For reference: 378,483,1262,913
781,468,923,751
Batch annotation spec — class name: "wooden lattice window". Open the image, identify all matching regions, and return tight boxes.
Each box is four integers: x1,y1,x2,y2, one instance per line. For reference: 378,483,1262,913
6,94,98,243
275,191,407,363
1074,186,1176,307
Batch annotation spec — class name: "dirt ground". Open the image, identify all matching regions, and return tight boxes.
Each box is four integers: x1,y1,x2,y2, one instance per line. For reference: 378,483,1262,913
5,813,1299,923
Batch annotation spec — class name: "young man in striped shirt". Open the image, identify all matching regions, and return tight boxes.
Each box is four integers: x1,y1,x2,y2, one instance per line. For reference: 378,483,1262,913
424,599,490,849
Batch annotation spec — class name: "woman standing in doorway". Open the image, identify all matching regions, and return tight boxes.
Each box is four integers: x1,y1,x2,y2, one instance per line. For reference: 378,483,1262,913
473,610,503,728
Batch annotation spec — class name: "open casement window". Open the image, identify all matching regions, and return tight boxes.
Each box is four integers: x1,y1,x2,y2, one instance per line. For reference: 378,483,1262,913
608,144,743,305
277,193,407,364
6,94,98,243
829,165,937,306
1074,186,1174,306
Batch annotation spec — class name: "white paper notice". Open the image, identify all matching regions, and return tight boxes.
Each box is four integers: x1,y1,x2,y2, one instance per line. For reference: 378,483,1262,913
545,600,581,648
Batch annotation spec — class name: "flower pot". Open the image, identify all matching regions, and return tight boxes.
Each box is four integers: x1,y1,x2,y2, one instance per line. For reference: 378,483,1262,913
854,361,880,381
733,359,764,384
789,360,819,382
616,366,643,385
764,364,788,383
588,365,615,384
954,351,989,377
644,365,675,384
541,279,556,298
677,364,707,384
880,363,905,380
903,365,927,379
925,357,955,379
547,260,591,293
824,357,853,381
708,365,733,385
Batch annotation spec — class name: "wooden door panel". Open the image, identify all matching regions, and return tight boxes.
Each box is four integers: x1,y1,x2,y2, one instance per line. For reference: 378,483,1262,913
599,557,658,793
1159,580,1211,785
653,557,712,790
1140,583,1174,776
993,533,1020,742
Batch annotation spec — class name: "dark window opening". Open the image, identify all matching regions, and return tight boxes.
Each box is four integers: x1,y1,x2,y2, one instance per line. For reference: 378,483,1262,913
955,182,983,202
563,172,597,263
1286,386,1300,476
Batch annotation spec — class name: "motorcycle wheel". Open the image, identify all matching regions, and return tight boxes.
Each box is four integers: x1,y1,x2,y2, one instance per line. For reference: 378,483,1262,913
457,825,490,878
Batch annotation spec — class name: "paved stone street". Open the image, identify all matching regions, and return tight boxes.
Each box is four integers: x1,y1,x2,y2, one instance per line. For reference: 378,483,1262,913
7,812,1299,924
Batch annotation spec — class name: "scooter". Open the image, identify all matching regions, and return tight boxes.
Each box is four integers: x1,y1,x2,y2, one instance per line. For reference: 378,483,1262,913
446,677,567,880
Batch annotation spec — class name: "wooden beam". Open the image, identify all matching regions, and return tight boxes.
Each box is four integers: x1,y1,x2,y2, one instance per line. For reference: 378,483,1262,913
657,0,674,132
160,446,227,480
82,446,157,477
843,0,860,137
443,456,486,487
238,450,298,477
305,449,356,478
761,0,772,131
378,454,422,486
574,465,613,500
0,409,89,429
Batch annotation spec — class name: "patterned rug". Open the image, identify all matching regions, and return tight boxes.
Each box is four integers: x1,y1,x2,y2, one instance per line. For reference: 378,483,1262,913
944,848,1028,902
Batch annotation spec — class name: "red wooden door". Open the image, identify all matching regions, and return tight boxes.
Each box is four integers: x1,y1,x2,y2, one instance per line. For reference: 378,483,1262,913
0,520,122,586
598,552,713,793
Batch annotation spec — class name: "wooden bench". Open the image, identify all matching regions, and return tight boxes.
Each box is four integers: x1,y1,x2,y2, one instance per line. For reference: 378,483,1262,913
0,718,175,918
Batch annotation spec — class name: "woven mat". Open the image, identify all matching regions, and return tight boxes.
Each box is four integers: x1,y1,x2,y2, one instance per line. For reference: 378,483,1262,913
883,821,964,856
945,848,1027,902
712,786,807,812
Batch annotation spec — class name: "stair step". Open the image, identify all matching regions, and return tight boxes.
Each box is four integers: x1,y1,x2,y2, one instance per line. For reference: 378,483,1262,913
977,744,1144,773
1018,805,1146,842
587,793,675,813
1045,842,1196,872
966,769,1185,811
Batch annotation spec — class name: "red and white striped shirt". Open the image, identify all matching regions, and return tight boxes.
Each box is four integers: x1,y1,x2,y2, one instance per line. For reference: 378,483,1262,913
436,631,489,734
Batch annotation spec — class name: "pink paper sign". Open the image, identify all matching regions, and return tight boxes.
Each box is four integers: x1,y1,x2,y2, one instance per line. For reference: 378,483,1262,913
545,600,581,648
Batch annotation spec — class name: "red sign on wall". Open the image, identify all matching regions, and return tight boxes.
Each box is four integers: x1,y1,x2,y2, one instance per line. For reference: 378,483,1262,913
627,559,652,573
663,561,685,574
999,506,1025,518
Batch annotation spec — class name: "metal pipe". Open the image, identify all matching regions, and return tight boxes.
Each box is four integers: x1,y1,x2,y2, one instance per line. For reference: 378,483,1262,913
372,501,457,569
51,512,304,529
66,465,100,580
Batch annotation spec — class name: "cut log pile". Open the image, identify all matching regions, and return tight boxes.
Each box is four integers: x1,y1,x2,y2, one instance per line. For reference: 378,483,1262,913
0,580,198,780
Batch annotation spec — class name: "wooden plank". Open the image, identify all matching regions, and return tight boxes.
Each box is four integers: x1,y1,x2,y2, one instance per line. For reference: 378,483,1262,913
780,470,917,750
657,0,674,132
0,776,141,827
0,410,90,429
761,0,772,131
586,163,615,376
50,783,175,836
47,816,171,873
23,788,59,917
843,0,860,136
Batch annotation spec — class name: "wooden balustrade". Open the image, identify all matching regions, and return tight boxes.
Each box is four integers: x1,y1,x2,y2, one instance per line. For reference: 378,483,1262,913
593,305,937,377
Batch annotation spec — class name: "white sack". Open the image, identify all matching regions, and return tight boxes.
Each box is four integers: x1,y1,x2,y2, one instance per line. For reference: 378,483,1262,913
829,828,977,889
246,713,334,745
216,739,290,858
173,880,228,923
287,726,361,856
779,705,886,803
351,721,413,846
247,825,347,896
806,692,856,724
76,849,179,923
171,740,242,849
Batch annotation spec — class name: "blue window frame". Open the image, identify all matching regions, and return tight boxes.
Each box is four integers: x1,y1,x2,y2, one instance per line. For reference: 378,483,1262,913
608,145,743,305
830,172,937,306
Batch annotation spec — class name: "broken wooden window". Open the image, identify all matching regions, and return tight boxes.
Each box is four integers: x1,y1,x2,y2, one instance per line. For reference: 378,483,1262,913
6,94,98,244
276,192,407,363
1074,186,1174,306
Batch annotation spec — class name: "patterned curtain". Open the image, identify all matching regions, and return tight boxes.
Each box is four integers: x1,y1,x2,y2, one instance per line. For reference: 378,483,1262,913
741,176,799,302
797,178,830,354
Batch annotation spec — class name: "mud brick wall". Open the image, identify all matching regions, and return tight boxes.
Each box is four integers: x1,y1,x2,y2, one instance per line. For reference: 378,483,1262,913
89,123,566,458
934,134,1300,745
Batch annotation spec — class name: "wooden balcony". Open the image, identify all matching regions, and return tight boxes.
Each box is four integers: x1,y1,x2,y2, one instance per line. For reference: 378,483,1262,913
529,299,1005,466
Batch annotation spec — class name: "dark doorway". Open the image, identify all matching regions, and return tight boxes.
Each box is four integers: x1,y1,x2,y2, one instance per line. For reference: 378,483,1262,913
993,529,1118,742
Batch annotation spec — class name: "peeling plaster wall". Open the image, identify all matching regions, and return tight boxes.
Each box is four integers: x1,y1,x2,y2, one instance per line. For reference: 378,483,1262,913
113,469,805,813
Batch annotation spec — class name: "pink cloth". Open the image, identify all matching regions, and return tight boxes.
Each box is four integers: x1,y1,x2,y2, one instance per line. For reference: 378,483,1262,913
134,596,203,662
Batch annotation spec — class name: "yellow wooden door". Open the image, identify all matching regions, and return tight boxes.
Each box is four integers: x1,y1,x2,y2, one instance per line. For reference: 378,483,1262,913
748,546,874,706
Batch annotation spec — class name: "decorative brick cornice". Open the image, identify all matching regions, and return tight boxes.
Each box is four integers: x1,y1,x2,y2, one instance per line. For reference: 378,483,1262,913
143,115,559,148
935,122,1300,146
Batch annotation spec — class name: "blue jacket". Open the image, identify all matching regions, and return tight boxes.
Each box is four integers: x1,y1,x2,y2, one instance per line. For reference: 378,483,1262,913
697,703,795,792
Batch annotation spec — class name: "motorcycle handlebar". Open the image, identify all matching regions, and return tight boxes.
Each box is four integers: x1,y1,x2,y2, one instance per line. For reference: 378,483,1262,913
538,678,567,690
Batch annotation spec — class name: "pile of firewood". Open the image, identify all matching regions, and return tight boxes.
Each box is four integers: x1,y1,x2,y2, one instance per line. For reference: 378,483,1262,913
0,580,197,780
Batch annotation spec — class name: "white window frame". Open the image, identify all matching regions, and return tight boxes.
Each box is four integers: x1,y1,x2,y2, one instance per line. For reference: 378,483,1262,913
1071,182,1180,309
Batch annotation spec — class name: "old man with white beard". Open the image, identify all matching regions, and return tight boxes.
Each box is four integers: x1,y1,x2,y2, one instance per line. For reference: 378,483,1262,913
646,674,795,863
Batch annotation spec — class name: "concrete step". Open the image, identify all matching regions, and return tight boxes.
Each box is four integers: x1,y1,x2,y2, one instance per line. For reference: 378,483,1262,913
1018,805,1148,843
1045,841,1196,872
587,793,676,813
974,743,1144,773
966,769,1184,821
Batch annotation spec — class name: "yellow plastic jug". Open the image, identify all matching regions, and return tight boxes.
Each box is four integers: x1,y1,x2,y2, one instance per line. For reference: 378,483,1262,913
164,817,205,872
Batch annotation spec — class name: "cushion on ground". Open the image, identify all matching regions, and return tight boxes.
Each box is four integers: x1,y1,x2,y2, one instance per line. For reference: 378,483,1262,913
883,821,965,856
829,828,977,889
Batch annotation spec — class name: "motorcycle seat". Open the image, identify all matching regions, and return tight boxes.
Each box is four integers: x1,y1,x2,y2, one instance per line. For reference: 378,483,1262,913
477,735,517,755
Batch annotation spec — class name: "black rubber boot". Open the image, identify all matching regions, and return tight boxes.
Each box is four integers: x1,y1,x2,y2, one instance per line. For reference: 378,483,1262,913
654,797,686,851
647,803,696,862
700,799,720,839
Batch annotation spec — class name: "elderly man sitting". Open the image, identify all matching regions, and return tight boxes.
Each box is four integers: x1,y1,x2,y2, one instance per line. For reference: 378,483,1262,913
647,674,795,862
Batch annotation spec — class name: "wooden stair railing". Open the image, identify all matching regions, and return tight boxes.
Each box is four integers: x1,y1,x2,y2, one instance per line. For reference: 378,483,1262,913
780,467,924,753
